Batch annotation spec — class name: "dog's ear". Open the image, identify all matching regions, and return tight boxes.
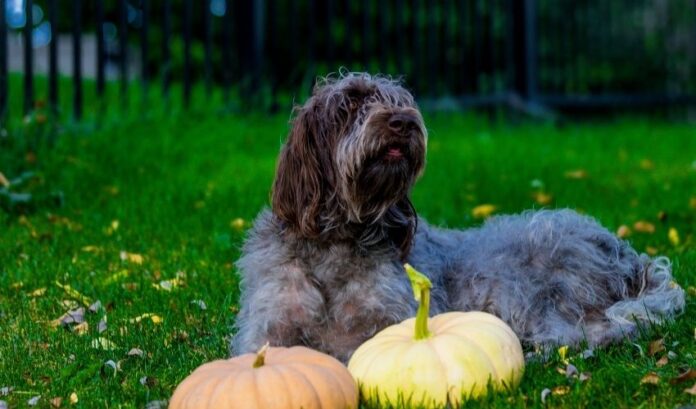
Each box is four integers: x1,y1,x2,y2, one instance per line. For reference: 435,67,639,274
272,103,327,237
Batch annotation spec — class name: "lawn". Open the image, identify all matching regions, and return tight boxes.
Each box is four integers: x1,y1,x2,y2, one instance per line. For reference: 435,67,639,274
0,108,695,408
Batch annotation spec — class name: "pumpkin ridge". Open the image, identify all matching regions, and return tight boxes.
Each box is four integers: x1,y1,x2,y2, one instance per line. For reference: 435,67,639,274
284,363,324,408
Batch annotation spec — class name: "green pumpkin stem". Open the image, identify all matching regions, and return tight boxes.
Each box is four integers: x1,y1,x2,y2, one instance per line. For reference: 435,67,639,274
404,264,432,340
252,342,270,368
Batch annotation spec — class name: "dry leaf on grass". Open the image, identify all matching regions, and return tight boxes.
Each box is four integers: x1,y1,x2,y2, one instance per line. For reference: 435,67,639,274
55,281,92,306
540,388,551,403
557,345,570,364
97,317,107,333
29,287,47,297
472,204,497,219
668,228,680,246
91,337,118,351
633,221,655,234
579,372,591,382
69,393,78,404
640,159,655,170
533,191,553,205
670,368,696,385
552,386,570,395
120,251,144,265
645,246,659,256
230,218,246,231
648,339,665,356
564,169,588,179
51,308,85,327
616,225,631,238
49,397,62,407
127,348,145,357
656,355,669,367
685,383,696,395
191,300,207,310
0,172,9,187
73,322,89,335
28,396,41,406
81,245,102,253
128,313,163,325
640,372,660,385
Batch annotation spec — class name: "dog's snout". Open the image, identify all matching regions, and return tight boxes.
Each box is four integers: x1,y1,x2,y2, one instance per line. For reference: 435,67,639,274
388,113,419,135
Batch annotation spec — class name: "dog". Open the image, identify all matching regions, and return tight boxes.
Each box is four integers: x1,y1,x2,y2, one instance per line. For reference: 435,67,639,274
230,72,685,363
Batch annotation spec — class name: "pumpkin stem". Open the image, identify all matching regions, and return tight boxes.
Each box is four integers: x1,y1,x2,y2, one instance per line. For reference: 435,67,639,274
252,342,270,368
404,264,432,340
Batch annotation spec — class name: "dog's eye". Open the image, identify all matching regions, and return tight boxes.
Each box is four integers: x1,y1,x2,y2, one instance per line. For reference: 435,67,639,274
349,98,358,111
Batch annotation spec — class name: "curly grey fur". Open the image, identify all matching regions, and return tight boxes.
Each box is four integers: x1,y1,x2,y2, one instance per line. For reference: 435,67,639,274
231,72,685,363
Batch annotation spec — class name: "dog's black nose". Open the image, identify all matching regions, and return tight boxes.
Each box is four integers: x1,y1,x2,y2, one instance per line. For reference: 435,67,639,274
388,113,419,135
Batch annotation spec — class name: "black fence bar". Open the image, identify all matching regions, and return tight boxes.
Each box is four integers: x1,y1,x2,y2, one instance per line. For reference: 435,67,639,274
72,0,82,120
222,0,232,104
0,0,7,124
162,0,171,100
96,0,105,97
141,0,149,96
183,0,192,108
119,0,128,106
48,0,58,114
203,0,213,96
23,0,33,115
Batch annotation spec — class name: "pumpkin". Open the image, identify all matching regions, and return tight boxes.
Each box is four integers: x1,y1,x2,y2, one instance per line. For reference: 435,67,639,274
347,264,524,408
170,344,358,409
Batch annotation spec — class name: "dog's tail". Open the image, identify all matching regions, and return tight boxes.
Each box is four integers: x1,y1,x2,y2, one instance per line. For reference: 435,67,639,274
605,255,685,327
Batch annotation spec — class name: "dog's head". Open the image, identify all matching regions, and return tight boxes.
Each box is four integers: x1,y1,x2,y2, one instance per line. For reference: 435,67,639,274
272,73,427,255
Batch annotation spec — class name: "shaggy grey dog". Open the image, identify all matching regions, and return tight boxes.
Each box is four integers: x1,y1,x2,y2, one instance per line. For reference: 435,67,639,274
231,72,685,363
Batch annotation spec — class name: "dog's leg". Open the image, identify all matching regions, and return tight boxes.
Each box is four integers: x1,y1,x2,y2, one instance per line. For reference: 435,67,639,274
230,262,325,356
446,209,684,348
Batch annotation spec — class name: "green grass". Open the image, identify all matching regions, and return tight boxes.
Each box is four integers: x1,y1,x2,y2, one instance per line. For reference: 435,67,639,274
0,109,695,408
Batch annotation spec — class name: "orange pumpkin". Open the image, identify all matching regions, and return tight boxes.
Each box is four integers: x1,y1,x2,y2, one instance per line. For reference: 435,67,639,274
169,344,358,409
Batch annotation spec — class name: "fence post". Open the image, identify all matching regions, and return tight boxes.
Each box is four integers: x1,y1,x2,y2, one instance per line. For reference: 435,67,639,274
511,0,538,102
0,0,7,126
23,0,33,116
73,0,82,120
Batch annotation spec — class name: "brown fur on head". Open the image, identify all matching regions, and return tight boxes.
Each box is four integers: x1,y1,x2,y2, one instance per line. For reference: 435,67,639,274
271,72,427,258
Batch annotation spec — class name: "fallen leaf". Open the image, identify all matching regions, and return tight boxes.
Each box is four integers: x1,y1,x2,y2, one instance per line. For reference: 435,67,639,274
472,204,497,219
69,392,78,404
565,364,578,378
97,317,107,333
0,387,12,396
91,337,118,351
557,345,569,364
670,368,696,385
0,172,9,187
564,169,587,179
104,360,120,375
128,313,163,325
581,349,595,359
633,221,655,234
127,348,145,357
230,218,246,231
50,397,62,407
540,388,551,403
690,197,696,210
103,270,129,286
55,281,92,306
645,246,658,256
51,308,86,327
688,287,696,297
28,396,41,406
81,245,102,253
140,376,158,387
73,322,89,335
648,339,665,356
105,220,119,235
579,372,591,382
616,225,631,238
668,228,680,246
88,300,103,313
640,372,660,385
29,287,47,297
667,351,677,359
191,300,207,310
640,159,655,170
120,251,144,265
656,355,669,367
152,277,184,291
685,382,696,395
552,386,570,395
533,191,553,205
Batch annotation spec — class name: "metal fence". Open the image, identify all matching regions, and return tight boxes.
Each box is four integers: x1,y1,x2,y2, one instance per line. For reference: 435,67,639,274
1,0,695,125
